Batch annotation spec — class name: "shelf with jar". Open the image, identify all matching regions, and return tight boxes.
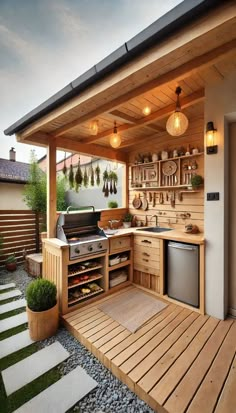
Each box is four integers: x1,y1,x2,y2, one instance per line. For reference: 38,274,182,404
130,152,203,191
67,255,106,307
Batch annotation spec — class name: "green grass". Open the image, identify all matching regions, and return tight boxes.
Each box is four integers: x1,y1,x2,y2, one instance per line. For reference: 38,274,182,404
0,288,15,295
0,364,61,413
0,308,25,321
0,343,39,371
0,323,28,341
0,297,21,305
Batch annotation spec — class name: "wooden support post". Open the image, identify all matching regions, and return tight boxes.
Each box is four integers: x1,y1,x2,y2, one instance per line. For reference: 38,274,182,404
47,139,57,238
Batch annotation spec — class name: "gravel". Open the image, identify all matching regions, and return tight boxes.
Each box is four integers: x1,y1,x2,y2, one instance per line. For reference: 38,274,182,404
0,267,155,413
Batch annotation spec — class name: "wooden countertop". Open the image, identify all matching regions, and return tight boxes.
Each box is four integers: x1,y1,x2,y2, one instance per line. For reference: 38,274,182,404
105,227,204,245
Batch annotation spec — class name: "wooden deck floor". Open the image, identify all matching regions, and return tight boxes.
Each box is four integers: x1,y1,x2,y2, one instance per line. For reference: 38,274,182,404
62,286,236,413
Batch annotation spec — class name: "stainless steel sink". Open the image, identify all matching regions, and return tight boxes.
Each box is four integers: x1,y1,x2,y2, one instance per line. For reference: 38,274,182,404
136,227,173,233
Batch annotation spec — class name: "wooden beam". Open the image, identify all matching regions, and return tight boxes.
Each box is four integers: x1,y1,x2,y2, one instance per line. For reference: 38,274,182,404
47,139,57,238
81,89,204,144
107,110,139,124
17,131,128,163
49,41,235,138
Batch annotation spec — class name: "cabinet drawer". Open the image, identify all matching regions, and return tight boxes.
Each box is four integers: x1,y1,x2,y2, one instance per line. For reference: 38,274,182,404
110,236,131,253
134,254,160,270
133,245,160,261
133,262,159,276
134,235,160,248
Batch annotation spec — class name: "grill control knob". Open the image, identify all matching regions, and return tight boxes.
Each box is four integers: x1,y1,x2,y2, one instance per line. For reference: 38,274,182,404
98,242,103,249
88,245,93,252
75,248,80,254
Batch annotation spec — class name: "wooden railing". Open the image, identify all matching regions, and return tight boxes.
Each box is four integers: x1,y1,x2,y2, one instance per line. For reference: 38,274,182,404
0,210,44,265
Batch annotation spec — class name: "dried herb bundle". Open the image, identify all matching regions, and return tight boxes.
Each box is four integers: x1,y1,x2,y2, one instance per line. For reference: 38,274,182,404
69,164,74,189
95,164,100,186
75,160,83,192
83,167,89,187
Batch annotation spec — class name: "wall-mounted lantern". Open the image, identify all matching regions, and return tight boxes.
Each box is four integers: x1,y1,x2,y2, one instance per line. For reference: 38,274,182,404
206,121,218,154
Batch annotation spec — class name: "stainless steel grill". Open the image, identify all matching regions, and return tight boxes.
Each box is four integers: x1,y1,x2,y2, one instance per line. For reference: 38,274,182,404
57,208,108,260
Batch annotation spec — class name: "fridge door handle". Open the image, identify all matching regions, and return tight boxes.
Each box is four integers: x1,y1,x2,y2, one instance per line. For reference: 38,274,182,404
168,244,196,251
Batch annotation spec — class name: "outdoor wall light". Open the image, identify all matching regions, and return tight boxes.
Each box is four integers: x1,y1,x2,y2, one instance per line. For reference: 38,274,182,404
166,86,189,136
206,121,218,154
142,106,151,116
90,120,99,135
110,121,121,148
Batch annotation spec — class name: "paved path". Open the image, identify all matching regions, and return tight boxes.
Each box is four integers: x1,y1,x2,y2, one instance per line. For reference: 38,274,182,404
0,312,27,333
0,330,34,359
0,283,16,291
12,366,97,413
0,298,26,315
2,341,70,396
0,289,22,302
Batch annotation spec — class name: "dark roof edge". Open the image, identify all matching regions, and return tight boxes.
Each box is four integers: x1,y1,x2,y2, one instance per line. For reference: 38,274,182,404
4,0,223,136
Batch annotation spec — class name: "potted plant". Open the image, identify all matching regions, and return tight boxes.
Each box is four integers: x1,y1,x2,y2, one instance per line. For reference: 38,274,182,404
123,213,133,228
5,254,17,272
108,200,118,208
191,174,203,189
26,278,59,341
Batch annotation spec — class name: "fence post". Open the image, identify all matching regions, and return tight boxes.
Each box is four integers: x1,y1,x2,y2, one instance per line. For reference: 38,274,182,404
35,211,39,253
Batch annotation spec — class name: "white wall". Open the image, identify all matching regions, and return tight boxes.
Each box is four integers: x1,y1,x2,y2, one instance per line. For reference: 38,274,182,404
0,182,29,210
205,70,236,319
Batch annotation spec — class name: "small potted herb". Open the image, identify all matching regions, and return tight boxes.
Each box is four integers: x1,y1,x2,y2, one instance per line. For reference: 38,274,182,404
191,174,203,189
5,254,17,272
26,278,59,341
108,201,118,208
123,213,133,228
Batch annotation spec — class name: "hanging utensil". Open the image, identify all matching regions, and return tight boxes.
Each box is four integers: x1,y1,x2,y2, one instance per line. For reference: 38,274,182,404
178,191,183,202
152,192,156,207
142,192,148,211
171,191,175,208
133,193,142,209
149,192,152,203
160,192,164,204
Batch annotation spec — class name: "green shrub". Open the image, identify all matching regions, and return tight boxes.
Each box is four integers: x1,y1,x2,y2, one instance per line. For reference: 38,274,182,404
5,254,16,263
191,174,203,188
26,279,57,312
123,213,133,222
108,201,118,208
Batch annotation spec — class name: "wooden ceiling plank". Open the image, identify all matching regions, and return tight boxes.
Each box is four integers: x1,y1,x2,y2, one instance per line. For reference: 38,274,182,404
108,110,139,124
51,41,235,138
80,89,204,144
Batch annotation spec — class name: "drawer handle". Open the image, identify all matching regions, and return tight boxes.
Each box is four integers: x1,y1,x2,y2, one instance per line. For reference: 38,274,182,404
142,252,150,257
142,258,149,262
141,240,152,244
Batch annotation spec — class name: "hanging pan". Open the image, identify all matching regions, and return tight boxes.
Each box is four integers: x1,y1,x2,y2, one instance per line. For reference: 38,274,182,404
142,192,148,211
132,193,142,209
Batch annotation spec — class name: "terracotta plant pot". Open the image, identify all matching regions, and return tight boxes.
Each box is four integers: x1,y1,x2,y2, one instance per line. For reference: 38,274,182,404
5,263,17,272
26,302,59,341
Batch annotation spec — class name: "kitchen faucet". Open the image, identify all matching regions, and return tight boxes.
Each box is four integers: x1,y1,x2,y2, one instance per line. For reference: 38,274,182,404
150,214,158,227
66,206,72,214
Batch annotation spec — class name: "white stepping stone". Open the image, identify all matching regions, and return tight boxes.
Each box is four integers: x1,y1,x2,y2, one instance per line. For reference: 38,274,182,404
0,289,22,302
0,329,34,359
0,298,26,315
12,365,97,413
0,312,27,333
0,283,16,291
2,341,70,396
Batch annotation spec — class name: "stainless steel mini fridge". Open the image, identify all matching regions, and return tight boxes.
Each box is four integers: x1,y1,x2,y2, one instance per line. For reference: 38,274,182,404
167,241,199,307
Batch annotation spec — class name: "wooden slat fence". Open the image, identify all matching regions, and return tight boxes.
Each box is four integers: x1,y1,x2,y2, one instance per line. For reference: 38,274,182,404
0,210,44,266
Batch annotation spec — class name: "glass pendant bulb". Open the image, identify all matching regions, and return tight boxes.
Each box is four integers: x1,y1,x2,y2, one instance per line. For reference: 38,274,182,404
166,87,189,136
110,121,121,148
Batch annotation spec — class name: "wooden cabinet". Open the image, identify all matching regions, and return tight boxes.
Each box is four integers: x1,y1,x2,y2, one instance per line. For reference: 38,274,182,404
133,234,162,293
108,235,133,289
130,152,203,190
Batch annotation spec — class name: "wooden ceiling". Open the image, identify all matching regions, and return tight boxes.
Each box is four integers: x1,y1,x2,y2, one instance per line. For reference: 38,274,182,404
16,3,236,161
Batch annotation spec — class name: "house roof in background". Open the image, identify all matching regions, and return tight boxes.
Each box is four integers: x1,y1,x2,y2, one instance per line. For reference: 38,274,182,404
0,158,30,184
4,0,223,137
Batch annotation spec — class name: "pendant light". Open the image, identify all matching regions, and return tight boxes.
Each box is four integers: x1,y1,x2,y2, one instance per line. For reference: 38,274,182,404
166,87,189,136
90,120,99,135
110,121,121,148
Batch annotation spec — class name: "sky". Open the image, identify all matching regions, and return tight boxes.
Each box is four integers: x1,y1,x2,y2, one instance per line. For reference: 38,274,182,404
0,0,182,163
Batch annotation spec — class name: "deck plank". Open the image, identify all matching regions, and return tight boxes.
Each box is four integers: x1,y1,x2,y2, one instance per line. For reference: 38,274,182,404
61,286,236,413
214,354,236,413
164,319,232,413
186,320,236,413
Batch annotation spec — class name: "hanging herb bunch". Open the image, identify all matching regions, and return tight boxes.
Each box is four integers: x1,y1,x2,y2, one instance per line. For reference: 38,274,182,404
95,163,100,186
75,157,83,192
103,168,109,197
69,161,74,189
62,153,67,177
109,171,118,195
90,162,95,186
83,167,89,188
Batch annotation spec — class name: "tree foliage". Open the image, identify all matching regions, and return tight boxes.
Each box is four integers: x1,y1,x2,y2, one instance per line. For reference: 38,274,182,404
23,151,67,214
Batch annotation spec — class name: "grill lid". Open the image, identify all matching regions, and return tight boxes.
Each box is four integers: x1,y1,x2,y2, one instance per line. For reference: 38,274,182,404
57,210,102,243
